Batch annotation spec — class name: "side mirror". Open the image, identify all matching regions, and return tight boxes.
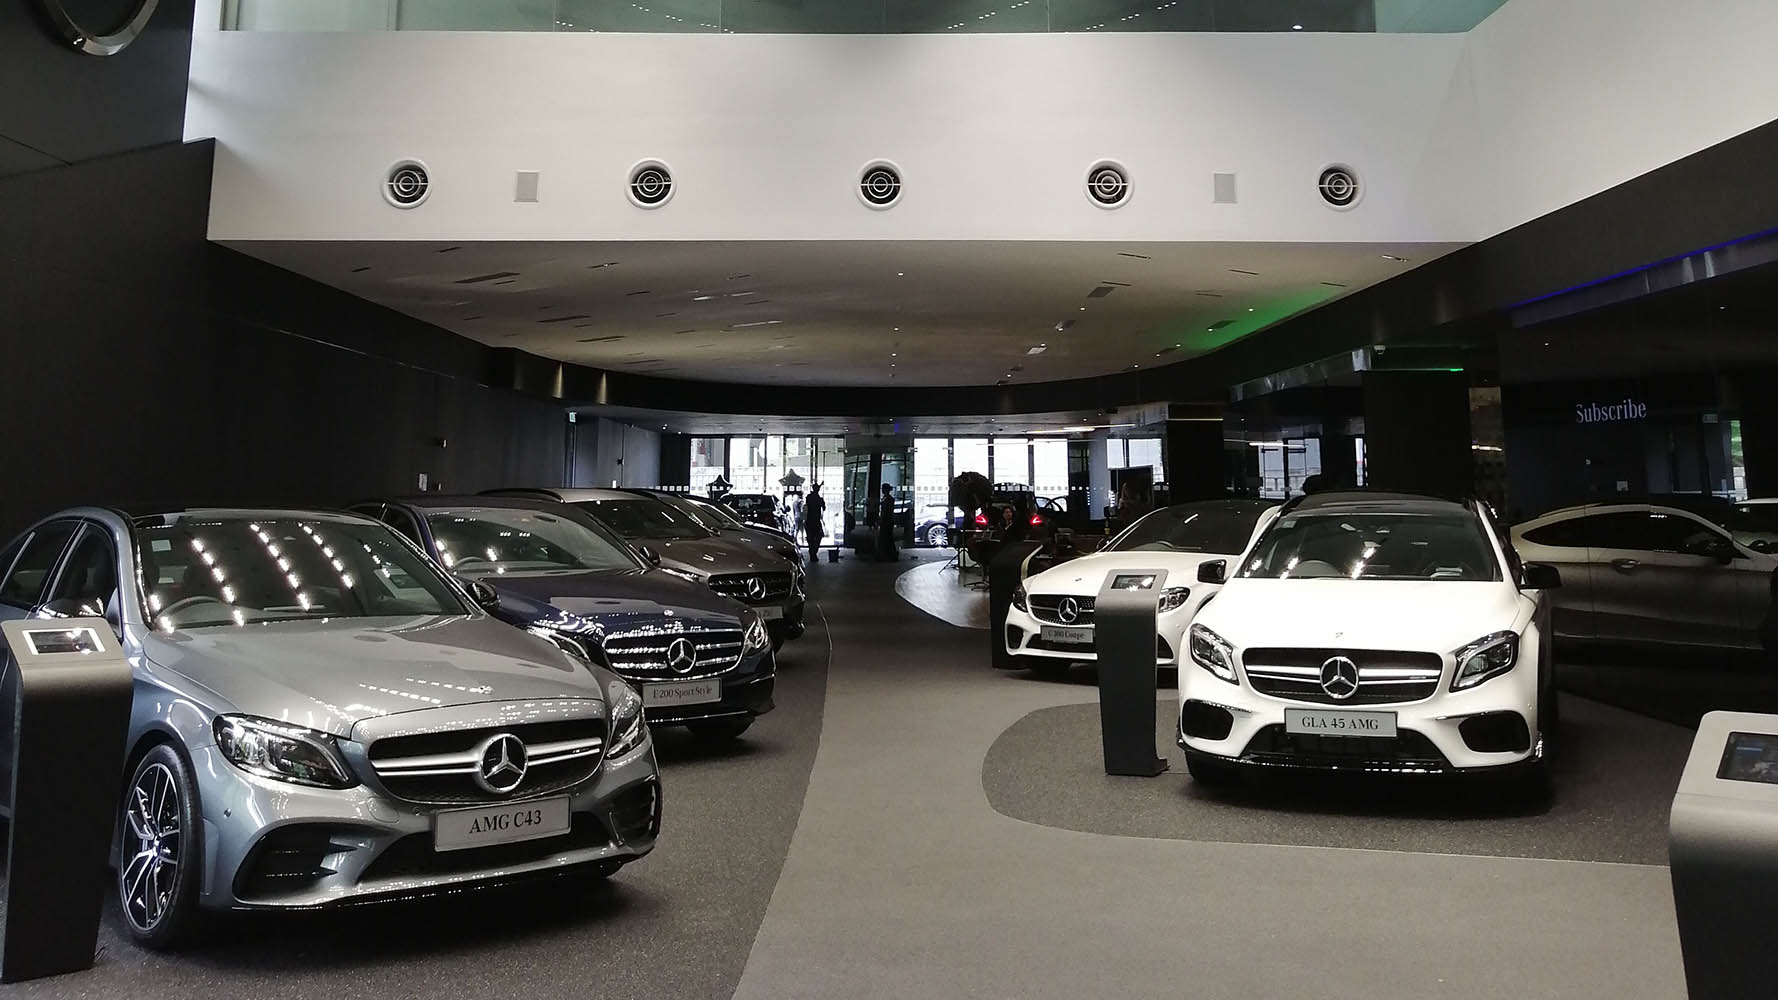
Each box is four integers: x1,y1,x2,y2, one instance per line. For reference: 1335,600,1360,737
459,577,501,612
1751,538,1773,555
1521,563,1562,590
637,545,663,566
1197,559,1228,585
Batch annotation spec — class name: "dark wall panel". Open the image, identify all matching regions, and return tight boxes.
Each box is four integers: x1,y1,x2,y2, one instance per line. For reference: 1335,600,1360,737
0,141,567,538
1361,371,1473,499
0,0,197,174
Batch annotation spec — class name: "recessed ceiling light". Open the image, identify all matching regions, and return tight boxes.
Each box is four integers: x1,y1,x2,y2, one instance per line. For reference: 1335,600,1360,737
891,353,897,357
1079,306,1087,311
1248,308,1255,312
897,272,905,277
1027,346,1047,355
1292,23,1302,29
1381,254,1409,262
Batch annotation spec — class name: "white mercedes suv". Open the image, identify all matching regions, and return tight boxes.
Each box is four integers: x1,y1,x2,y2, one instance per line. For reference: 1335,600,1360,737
1003,500,1278,676
1178,491,1561,787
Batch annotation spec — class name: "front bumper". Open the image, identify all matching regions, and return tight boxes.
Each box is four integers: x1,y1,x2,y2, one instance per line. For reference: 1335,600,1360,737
1176,662,1540,773
1001,603,1183,669
762,596,807,643
193,738,661,911
637,655,777,726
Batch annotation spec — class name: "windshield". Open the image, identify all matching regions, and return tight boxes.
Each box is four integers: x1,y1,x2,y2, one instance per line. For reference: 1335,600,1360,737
1731,502,1778,534
1241,510,1502,581
657,495,734,532
572,497,712,541
135,515,464,629
424,508,641,576
726,495,776,517
1109,504,1267,554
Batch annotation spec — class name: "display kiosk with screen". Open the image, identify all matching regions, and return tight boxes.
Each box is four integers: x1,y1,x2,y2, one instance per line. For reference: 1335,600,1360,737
1668,710,1778,999
1094,568,1168,777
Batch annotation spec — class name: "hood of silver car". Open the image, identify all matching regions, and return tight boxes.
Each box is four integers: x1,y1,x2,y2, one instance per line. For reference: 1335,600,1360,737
653,536,786,578
143,614,603,739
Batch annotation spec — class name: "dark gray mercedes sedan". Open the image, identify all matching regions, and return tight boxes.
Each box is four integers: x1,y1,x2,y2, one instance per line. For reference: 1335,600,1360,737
0,507,660,948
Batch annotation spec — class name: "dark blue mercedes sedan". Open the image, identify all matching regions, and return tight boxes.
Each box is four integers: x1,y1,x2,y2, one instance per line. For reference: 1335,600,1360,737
348,495,774,743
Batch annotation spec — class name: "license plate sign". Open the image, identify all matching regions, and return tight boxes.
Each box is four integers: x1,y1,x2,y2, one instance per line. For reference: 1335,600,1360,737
758,605,784,620
1040,625,1094,646
434,796,570,853
1285,708,1397,738
645,678,722,708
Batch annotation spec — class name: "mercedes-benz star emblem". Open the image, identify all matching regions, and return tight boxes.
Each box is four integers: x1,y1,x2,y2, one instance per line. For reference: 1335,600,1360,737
666,637,698,675
1319,656,1361,701
1057,597,1080,625
744,576,767,601
36,0,160,56
474,734,528,795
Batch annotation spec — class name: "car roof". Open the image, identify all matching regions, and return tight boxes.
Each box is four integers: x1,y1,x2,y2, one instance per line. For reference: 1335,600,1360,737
482,487,640,502
377,494,579,512
1287,490,1471,516
133,507,374,524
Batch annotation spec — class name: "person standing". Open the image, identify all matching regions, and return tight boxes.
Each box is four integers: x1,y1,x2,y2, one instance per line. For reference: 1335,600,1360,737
803,483,827,562
876,483,899,561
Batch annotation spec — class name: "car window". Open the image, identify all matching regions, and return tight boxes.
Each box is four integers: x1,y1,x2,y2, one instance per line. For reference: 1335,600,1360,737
0,535,26,586
134,514,465,629
45,526,119,619
382,507,426,546
1242,510,1501,582
0,521,78,608
1521,516,1594,548
423,507,641,576
1108,505,1267,554
1643,510,1731,555
573,498,711,540
1585,512,1657,550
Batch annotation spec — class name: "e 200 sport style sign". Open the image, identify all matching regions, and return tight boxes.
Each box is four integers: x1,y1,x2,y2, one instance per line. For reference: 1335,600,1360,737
35,0,159,56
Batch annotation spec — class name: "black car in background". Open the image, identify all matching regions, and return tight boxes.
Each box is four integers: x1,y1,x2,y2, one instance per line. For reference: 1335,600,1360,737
721,493,794,535
636,488,802,563
349,495,775,742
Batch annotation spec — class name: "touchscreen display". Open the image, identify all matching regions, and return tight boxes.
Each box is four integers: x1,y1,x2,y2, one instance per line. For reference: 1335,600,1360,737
22,627,104,656
1717,732,1778,785
1111,574,1157,591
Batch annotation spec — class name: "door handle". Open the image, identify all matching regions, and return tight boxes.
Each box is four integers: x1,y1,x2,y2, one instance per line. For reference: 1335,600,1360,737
1611,558,1641,572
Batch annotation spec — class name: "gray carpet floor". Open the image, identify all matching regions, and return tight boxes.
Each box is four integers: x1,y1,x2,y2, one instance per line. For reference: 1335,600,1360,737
2,604,832,1000
983,693,1688,864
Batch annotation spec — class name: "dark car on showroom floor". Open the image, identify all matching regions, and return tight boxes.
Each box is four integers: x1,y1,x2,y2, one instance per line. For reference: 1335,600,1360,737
351,495,776,742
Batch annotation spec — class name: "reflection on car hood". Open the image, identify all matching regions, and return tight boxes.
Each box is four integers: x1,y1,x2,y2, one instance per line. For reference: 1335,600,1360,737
487,568,743,637
1023,550,1230,596
1198,580,1528,652
722,525,799,558
654,536,789,578
143,615,602,739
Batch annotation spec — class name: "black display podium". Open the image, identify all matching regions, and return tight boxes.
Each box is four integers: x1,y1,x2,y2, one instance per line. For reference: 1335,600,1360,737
1094,569,1169,777
0,619,133,983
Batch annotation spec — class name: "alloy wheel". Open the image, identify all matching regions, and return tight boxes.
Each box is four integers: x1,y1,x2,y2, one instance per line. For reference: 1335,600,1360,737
121,761,182,932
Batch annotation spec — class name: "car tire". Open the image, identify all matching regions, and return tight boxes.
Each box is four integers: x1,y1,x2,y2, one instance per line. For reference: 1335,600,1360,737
687,718,753,744
118,743,203,950
1185,753,1239,787
924,524,948,548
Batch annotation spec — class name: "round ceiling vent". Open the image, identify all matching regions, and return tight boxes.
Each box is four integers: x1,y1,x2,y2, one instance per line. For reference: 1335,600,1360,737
857,160,903,210
1085,160,1131,209
1318,164,1361,209
383,159,431,209
628,160,675,209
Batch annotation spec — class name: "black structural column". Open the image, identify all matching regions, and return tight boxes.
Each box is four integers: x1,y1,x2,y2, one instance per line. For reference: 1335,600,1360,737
1164,416,1226,501
0,619,133,983
1094,569,1169,776
988,541,1045,670
1361,370,1474,497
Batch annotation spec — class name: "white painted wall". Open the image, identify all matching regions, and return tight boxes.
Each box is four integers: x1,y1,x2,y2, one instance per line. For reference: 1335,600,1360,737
186,28,1476,243
1462,0,1778,232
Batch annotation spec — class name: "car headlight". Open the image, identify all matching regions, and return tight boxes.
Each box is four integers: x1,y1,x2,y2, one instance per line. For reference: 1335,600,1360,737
531,627,597,670
1452,631,1519,690
742,613,771,656
214,715,357,788
606,677,647,757
1012,585,1029,612
1158,586,1192,613
1188,624,1237,684
658,566,701,583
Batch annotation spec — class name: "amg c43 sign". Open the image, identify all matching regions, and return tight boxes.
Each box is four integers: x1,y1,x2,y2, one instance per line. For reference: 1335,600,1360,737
35,0,159,56
1575,398,1648,424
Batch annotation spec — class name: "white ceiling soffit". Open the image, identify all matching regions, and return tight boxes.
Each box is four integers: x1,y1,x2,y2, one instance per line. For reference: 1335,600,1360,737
228,239,1461,388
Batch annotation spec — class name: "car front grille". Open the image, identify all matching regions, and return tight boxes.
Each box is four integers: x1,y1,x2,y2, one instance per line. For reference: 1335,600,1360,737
709,572,793,604
1242,648,1443,705
1029,594,1095,626
1240,724,1451,772
367,718,606,805
603,627,744,680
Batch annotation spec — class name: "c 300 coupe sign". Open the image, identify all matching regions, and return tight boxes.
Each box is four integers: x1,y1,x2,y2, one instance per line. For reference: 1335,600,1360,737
36,0,159,56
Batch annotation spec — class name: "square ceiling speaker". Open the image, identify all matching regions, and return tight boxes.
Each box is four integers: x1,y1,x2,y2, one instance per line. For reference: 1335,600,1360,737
1213,172,1237,204
515,170,540,203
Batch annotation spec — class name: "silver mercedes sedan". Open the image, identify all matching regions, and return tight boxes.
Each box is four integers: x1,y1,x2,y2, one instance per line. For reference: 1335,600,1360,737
0,507,660,947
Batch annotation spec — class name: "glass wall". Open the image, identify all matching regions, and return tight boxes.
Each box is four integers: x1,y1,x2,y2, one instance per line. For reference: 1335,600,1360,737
224,0,1507,32
952,438,989,480
728,435,768,494
1032,440,1069,502
913,438,952,515
689,437,726,495
992,437,1031,488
